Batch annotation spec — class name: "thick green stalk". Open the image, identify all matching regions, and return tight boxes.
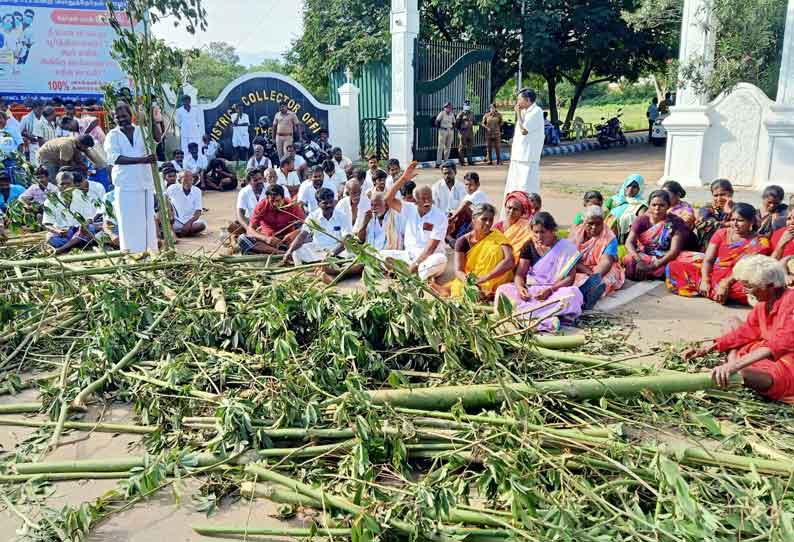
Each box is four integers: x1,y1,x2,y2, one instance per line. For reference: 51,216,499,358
0,472,131,483
245,464,453,541
0,403,42,414
16,457,144,474
120,370,220,402
361,373,743,410
192,526,352,537
0,250,126,269
533,335,586,350
0,418,157,435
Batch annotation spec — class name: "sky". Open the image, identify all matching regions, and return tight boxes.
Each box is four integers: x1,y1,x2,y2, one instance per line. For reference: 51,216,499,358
153,0,304,66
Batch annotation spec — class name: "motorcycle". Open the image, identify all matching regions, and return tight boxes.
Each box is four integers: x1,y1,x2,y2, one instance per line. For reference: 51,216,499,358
251,117,280,167
596,109,628,148
650,112,670,147
294,136,330,168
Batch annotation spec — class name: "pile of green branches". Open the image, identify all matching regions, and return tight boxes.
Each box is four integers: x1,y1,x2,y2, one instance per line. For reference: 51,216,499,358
1,238,794,542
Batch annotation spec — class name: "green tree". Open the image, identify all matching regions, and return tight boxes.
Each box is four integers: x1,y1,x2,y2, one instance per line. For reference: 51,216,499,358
186,41,246,100
248,58,291,75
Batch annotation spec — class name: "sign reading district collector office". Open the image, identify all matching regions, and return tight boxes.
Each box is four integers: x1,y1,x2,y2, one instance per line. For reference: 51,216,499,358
204,75,329,154
0,0,130,102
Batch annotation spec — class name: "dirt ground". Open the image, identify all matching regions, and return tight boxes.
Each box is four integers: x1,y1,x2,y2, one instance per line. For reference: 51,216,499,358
1,144,760,540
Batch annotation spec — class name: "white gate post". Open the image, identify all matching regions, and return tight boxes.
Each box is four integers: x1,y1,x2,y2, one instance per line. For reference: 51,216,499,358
384,0,419,166
336,70,361,161
660,0,716,187
763,0,794,191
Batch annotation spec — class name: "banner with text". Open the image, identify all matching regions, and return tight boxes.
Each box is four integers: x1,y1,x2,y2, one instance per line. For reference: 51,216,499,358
0,0,130,102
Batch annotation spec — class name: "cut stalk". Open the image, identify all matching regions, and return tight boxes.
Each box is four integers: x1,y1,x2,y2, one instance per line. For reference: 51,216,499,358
0,472,131,483
0,418,157,435
0,403,42,414
192,525,352,537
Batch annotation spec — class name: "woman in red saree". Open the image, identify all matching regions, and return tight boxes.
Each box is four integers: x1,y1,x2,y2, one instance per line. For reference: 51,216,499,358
568,205,624,309
666,203,771,305
622,190,688,281
683,255,794,403
495,191,534,263
771,207,794,260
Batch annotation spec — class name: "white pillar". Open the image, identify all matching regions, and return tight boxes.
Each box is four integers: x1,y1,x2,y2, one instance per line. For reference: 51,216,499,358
660,0,716,187
383,0,419,167
763,0,794,191
335,78,361,161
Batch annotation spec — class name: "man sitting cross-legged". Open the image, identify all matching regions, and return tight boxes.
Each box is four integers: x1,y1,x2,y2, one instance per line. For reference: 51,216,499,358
43,170,100,254
283,187,350,266
382,161,449,282
229,168,267,236
165,170,207,238
237,183,305,255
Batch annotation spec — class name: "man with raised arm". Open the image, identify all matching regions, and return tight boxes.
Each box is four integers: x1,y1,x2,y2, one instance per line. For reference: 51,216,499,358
382,161,448,282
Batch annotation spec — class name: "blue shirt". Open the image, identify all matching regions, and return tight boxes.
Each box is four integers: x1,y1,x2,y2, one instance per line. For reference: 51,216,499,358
0,184,25,210
604,237,619,259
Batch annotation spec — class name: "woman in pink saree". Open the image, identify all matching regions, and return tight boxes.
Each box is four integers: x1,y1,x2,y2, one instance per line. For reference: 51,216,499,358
494,212,583,332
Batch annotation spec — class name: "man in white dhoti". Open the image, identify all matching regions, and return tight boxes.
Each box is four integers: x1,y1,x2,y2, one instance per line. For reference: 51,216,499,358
503,88,544,215
174,95,203,154
104,103,159,254
230,104,251,165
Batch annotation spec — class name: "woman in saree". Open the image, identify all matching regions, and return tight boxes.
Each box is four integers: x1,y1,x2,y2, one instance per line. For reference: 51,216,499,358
694,178,734,249
771,206,794,260
494,190,534,262
666,202,772,305
438,203,515,299
494,212,583,332
569,205,625,310
661,180,695,229
683,256,794,403
605,174,647,242
623,190,689,281
757,185,788,237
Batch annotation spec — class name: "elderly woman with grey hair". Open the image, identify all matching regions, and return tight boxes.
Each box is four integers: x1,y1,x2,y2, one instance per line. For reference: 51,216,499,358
246,144,272,173
434,203,514,299
684,255,794,403
568,205,625,310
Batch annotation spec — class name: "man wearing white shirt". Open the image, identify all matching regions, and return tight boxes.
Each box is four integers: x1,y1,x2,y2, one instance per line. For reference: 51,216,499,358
184,142,208,183
20,100,43,165
104,103,159,253
323,159,347,196
202,134,220,161
503,88,544,208
335,179,370,234
357,191,404,251
385,159,401,195
284,143,306,179
174,95,203,154
246,144,271,172
432,161,467,215
230,104,251,164
283,187,350,265
275,156,301,198
231,168,266,234
166,170,206,237
331,147,352,176
43,170,99,254
361,155,379,193
297,165,337,214
383,161,449,282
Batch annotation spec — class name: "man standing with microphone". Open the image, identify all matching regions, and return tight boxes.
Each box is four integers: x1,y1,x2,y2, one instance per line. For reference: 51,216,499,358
502,88,544,210
104,102,160,254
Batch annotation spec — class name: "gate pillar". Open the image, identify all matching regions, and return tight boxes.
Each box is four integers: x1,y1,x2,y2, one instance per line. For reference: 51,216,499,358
384,0,419,166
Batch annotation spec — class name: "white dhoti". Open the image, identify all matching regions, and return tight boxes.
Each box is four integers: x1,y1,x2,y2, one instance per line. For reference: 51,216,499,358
116,189,158,254
379,250,448,281
501,160,540,218
292,243,351,265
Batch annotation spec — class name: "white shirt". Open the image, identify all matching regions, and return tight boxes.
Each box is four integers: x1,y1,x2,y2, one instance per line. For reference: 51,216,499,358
105,125,155,192
236,184,266,221
204,140,220,160
70,187,101,221
43,195,77,229
432,178,467,214
400,202,447,258
166,183,203,223
231,113,250,147
463,189,489,206
302,207,350,250
512,103,544,163
20,111,40,138
326,170,347,192
175,106,203,143
292,154,306,170
333,156,352,173
4,114,20,132
336,194,371,233
276,168,301,188
247,155,271,171
296,178,337,213
170,160,184,172
87,181,107,216
183,153,208,175
364,210,403,251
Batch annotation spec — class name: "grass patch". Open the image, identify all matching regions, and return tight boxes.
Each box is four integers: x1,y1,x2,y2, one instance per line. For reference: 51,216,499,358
500,102,648,133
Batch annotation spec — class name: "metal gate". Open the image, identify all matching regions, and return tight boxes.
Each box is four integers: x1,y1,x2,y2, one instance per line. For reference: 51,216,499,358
414,40,494,163
360,117,389,160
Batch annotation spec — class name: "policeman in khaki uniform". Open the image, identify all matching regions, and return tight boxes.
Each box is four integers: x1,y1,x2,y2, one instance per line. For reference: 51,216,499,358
434,102,455,167
481,103,503,165
456,99,476,166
